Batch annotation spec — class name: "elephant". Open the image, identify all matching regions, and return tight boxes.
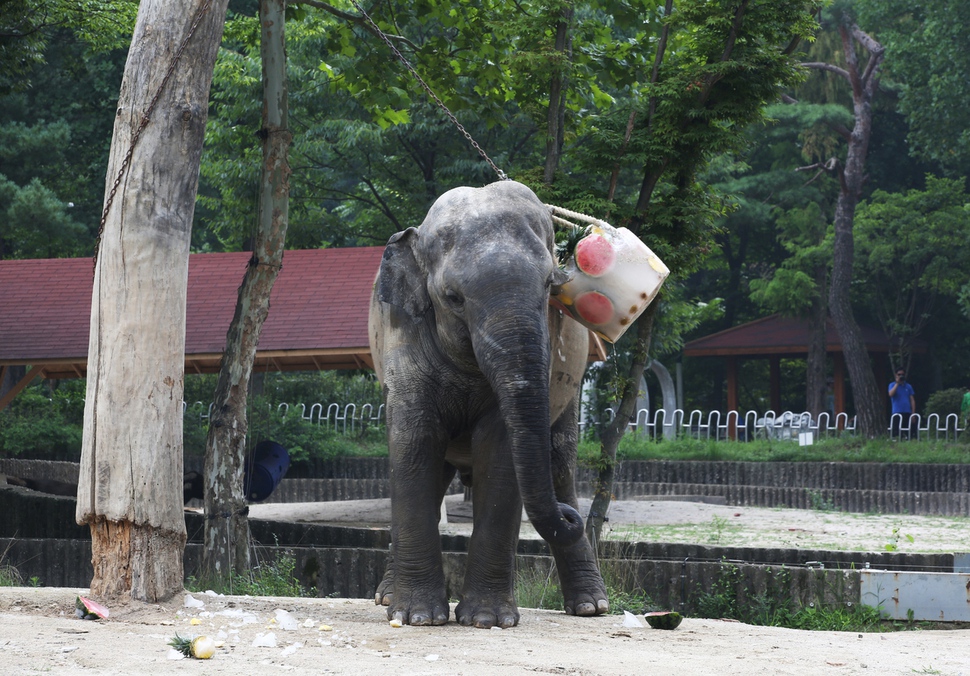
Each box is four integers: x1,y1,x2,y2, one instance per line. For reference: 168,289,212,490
368,179,609,628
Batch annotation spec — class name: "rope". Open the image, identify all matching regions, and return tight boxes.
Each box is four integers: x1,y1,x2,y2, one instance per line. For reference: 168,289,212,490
347,0,507,181
547,204,613,232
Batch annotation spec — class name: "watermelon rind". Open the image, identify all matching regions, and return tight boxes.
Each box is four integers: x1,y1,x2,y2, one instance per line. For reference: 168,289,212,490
644,610,683,630
75,595,110,620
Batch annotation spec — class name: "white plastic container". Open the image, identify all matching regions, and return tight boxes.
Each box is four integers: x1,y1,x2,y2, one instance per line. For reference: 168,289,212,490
555,222,669,343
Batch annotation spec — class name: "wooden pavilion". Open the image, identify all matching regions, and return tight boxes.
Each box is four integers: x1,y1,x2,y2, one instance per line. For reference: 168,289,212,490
681,314,919,415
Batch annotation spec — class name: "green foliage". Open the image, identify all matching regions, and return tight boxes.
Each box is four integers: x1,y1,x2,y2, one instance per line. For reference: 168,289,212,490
0,566,23,587
0,381,85,460
0,24,128,258
748,202,833,315
515,565,563,611
923,388,964,418
0,0,135,93
692,563,883,631
883,525,914,552
183,371,385,464
187,549,312,597
855,0,970,171
515,561,655,615
853,175,970,362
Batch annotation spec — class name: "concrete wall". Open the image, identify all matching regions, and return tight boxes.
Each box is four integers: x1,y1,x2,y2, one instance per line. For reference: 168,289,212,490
3,456,968,616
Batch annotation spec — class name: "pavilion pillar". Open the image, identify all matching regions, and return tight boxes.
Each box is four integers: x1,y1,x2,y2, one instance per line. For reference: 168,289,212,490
726,356,739,439
769,356,781,412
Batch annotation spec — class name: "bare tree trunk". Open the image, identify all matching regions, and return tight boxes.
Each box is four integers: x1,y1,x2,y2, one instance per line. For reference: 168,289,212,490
77,0,229,602
201,0,291,578
807,24,886,437
585,302,657,545
805,264,828,417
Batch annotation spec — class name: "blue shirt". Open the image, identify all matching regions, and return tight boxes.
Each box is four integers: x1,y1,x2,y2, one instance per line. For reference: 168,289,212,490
888,381,914,414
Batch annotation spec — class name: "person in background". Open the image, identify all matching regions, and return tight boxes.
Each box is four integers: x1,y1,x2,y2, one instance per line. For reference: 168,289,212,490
888,368,915,439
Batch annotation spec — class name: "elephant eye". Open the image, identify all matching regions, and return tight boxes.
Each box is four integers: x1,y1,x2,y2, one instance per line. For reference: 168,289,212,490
444,289,464,309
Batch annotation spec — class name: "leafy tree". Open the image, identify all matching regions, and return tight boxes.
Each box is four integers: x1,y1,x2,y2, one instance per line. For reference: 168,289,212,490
855,0,970,173
554,0,822,541
0,25,130,258
790,8,886,437
0,0,134,93
853,175,970,371
202,0,293,578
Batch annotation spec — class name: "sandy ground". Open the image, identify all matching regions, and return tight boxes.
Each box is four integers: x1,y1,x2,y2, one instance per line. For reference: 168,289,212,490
250,494,970,554
3,498,970,675
2,587,969,676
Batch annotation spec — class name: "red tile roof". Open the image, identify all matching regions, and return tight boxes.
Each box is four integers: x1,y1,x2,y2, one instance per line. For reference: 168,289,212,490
1,248,607,383
0,248,385,379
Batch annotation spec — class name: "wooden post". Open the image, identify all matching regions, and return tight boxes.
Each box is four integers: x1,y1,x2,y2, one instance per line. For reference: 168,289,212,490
77,0,230,602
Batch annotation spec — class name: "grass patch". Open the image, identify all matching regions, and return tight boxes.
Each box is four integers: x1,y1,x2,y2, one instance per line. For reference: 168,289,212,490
186,550,312,598
579,434,970,465
515,560,655,615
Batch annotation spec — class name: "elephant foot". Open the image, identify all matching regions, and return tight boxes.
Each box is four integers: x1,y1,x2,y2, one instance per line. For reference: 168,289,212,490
563,589,610,616
374,570,394,606
555,544,610,616
386,591,449,626
455,594,520,629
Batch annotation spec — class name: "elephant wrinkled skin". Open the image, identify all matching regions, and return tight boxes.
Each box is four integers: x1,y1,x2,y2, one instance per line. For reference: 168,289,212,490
368,180,609,628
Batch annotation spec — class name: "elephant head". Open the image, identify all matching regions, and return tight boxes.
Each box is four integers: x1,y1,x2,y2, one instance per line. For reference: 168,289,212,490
376,180,584,547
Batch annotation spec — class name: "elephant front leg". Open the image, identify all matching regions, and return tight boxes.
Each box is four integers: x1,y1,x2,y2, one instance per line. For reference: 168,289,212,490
550,400,609,616
455,422,522,628
385,425,451,626
376,463,457,607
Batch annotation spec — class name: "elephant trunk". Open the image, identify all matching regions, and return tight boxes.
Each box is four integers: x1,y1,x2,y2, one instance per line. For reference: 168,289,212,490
473,302,585,548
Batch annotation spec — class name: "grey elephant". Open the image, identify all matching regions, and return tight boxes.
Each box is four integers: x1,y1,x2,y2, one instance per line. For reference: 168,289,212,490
368,180,609,628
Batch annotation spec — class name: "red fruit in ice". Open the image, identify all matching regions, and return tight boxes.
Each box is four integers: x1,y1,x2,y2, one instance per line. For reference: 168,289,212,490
574,234,615,277
575,291,614,325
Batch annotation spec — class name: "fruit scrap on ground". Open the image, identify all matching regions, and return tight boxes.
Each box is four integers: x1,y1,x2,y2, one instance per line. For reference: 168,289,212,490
75,596,109,620
644,611,683,630
168,634,217,659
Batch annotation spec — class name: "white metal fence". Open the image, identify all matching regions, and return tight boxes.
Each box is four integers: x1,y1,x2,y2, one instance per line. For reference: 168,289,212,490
183,401,967,442
182,400,384,435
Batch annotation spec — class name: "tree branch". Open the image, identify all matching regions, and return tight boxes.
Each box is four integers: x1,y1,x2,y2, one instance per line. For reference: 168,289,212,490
801,61,850,81
294,0,419,51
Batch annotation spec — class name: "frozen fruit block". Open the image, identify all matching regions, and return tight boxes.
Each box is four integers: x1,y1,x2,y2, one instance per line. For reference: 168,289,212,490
555,223,669,343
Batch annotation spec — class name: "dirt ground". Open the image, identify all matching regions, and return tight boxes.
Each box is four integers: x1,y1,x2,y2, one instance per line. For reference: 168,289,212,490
3,498,970,675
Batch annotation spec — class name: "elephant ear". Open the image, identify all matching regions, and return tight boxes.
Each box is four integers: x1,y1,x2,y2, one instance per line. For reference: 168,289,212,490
378,227,431,319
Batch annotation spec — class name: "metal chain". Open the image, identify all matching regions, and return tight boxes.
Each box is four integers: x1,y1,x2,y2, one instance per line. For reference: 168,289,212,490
347,0,508,181
92,0,214,274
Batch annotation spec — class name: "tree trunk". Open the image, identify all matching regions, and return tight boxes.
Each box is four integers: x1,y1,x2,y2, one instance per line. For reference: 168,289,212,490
201,0,291,578
805,263,827,417
816,24,886,437
542,6,573,184
77,0,230,602
585,301,658,546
